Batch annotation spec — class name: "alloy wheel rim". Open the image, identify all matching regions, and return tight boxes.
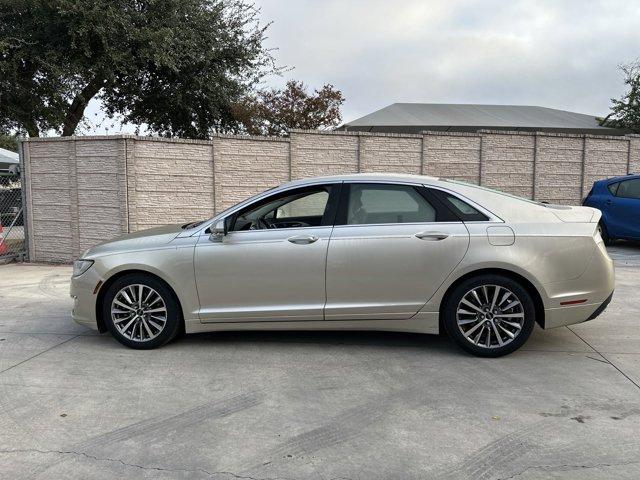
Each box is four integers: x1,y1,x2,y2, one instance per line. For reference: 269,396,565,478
456,284,524,349
110,284,167,342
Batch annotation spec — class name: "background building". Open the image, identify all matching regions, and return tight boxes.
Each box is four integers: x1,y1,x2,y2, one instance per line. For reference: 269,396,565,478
0,147,19,175
338,103,623,135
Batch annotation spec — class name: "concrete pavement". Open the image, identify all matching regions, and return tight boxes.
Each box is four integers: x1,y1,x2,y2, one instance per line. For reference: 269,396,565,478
0,244,639,479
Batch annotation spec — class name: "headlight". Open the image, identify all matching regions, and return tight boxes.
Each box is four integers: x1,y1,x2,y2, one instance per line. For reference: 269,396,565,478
72,259,94,277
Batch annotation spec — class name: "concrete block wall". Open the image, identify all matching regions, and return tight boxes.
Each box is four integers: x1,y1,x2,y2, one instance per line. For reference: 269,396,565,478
290,130,358,178
22,137,127,262
583,136,630,197
359,135,422,174
128,138,215,231
423,132,481,184
630,136,640,174
215,135,290,211
481,132,535,199
21,130,640,262
534,134,584,204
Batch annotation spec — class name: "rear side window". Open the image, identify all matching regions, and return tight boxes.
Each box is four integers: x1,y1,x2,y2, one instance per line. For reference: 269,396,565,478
607,182,619,195
345,184,436,225
616,179,640,199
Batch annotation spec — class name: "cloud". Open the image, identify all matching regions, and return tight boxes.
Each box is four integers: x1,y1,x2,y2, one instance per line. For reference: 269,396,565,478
254,0,640,122
84,0,640,133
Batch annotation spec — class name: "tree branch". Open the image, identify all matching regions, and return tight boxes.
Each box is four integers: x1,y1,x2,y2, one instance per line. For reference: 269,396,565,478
61,75,107,136
23,118,40,138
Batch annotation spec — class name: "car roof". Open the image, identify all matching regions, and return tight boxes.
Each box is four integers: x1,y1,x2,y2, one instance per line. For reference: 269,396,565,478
280,172,441,188
596,174,640,184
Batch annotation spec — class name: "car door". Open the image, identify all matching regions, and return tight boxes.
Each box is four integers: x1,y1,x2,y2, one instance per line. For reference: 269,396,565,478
194,183,340,322
608,178,640,239
325,182,470,320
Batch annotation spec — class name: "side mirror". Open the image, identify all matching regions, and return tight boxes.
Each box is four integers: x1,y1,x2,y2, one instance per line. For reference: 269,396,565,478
209,219,227,241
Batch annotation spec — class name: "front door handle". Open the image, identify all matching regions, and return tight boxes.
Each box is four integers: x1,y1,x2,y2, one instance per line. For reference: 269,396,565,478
415,231,449,241
287,235,319,245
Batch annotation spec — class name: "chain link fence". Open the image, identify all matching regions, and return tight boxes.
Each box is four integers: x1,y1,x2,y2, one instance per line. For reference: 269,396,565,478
0,173,25,261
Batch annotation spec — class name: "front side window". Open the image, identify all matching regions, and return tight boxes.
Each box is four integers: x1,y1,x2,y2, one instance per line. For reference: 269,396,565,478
232,186,332,231
275,191,329,219
345,184,436,225
615,179,640,200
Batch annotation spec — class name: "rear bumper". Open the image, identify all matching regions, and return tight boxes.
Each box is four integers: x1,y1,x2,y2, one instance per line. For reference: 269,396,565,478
586,291,614,321
544,290,613,329
542,237,614,329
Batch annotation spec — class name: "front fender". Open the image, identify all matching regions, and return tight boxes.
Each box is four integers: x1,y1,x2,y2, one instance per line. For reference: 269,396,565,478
93,241,199,322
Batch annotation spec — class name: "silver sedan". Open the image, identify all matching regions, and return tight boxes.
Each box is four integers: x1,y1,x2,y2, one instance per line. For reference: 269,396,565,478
71,174,614,356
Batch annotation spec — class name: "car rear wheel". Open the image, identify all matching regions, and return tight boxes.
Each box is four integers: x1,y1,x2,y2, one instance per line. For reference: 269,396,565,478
102,273,181,349
443,274,536,357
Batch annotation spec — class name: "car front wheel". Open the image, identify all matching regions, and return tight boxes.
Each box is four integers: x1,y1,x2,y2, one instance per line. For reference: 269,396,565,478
443,274,536,357
102,273,181,349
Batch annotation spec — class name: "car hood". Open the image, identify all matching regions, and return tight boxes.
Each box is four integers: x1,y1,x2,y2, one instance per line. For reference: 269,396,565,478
82,224,184,258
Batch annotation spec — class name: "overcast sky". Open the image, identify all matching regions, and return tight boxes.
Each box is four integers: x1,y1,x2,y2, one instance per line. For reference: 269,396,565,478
85,0,640,134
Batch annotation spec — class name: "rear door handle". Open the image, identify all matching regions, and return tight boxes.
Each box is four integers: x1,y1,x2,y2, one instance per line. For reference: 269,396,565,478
287,235,319,245
605,200,612,205
415,231,449,241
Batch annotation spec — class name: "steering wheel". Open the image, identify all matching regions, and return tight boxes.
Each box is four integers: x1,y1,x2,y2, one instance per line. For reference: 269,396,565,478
250,217,273,230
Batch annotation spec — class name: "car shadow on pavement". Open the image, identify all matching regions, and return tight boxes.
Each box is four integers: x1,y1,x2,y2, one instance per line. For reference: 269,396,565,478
607,239,640,267
170,329,462,354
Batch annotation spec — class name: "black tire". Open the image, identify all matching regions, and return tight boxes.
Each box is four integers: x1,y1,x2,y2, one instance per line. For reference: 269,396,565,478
599,222,613,246
443,274,536,357
102,273,182,349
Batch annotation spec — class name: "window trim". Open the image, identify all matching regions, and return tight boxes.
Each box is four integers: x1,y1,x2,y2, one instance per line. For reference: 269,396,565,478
334,182,458,227
194,179,502,237
607,182,620,196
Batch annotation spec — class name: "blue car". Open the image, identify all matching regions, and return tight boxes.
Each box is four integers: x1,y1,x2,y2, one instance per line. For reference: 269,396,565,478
583,174,640,244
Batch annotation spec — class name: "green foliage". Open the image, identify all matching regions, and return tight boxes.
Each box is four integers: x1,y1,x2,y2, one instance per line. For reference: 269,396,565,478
0,133,19,152
600,61,640,134
0,0,277,138
233,81,345,136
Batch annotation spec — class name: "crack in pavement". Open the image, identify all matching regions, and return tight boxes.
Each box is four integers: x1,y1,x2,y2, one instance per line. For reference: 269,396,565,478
585,355,610,364
497,460,640,479
0,334,80,375
0,448,304,480
567,326,640,390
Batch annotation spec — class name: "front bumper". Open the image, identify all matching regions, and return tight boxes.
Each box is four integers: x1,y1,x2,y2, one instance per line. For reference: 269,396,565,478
70,266,102,331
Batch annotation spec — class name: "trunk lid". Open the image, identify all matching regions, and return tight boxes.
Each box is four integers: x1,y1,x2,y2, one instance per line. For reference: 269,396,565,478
545,204,601,223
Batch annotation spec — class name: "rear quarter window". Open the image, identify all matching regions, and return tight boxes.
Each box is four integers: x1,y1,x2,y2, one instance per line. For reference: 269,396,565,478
434,191,489,221
607,182,619,195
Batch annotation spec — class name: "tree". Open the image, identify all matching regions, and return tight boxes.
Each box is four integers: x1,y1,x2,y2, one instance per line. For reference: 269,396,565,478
0,133,19,152
0,0,277,138
233,80,345,136
600,60,640,133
